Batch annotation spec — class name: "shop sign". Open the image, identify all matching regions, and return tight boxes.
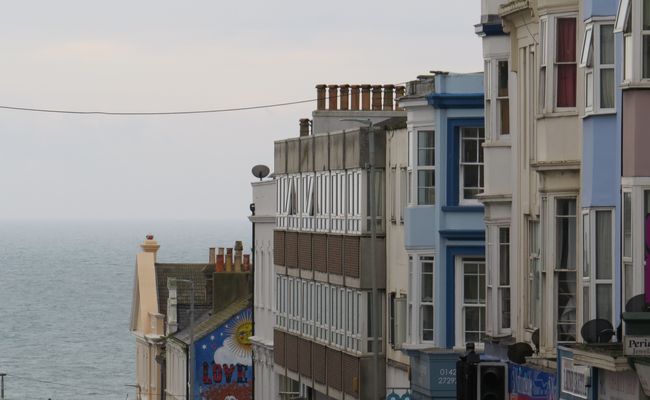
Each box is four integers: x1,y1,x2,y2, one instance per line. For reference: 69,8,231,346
598,370,641,400
508,363,558,400
560,357,589,399
624,335,650,356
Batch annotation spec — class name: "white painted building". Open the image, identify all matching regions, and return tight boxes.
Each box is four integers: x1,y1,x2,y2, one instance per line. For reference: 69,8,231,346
249,178,278,400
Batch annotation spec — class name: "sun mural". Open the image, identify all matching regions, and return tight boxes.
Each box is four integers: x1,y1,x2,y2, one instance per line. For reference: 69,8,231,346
196,307,253,400
222,310,253,360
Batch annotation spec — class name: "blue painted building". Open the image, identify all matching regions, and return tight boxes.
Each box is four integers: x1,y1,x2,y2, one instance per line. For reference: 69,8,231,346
399,72,485,399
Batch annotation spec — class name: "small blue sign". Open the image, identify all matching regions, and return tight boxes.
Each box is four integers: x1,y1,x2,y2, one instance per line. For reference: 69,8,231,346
509,363,558,400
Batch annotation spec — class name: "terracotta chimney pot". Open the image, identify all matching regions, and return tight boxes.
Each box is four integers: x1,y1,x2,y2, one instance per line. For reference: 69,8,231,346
339,84,350,110
299,119,310,137
361,85,371,111
328,84,338,110
371,85,383,110
316,84,326,110
383,84,395,111
225,248,233,272
243,254,251,272
350,85,360,111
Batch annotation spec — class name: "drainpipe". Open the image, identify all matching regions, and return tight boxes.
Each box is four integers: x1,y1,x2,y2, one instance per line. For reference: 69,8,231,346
250,202,256,400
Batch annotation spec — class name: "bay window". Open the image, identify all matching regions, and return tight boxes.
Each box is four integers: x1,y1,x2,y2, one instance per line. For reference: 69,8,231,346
616,0,650,81
581,22,615,113
485,59,510,139
555,198,577,343
456,257,487,346
581,209,614,329
539,15,578,111
414,130,435,205
407,254,436,345
487,226,512,337
459,127,485,203
528,220,542,330
623,191,634,306
497,60,510,135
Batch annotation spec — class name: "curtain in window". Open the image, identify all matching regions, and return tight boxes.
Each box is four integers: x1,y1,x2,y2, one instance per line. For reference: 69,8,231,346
557,18,577,107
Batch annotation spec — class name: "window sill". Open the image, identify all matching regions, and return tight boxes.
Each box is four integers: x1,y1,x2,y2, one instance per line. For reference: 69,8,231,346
537,110,579,119
483,140,511,148
621,81,650,90
581,109,616,118
441,205,484,212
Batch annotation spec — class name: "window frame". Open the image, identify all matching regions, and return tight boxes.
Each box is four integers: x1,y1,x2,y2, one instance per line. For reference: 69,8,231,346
538,14,579,113
459,127,485,205
407,253,436,346
617,0,650,83
581,20,616,114
622,190,634,307
411,130,436,206
553,197,578,344
455,257,487,349
488,225,512,337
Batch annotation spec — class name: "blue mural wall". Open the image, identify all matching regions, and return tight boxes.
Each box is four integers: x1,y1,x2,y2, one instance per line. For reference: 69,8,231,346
194,307,253,400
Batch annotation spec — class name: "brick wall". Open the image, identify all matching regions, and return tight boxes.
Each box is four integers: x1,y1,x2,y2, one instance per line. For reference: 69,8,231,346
285,333,299,373
274,231,285,266
343,236,360,278
312,234,328,273
327,235,343,275
326,348,342,391
298,338,312,378
313,343,327,384
298,233,312,270
342,353,360,397
274,330,285,367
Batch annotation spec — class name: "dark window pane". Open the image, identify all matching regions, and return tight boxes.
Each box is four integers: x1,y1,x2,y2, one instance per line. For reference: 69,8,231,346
464,165,479,187
499,99,510,135
596,284,612,321
645,0,650,30
500,288,511,329
644,36,650,79
557,64,577,107
557,18,577,62
418,170,434,187
418,188,435,205
600,68,615,108
463,139,478,162
600,25,615,65
418,131,435,148
418,149,435,166
498,61,509,97
465,307,480,331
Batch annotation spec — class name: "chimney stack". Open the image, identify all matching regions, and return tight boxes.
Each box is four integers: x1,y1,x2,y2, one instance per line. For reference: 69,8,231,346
216,247,225,272
243,254,251,272
209,247,216,264
299,119,310,137
140,234,160,262
339,84,350,110
328,84,338,110
371,85,383,110
225,248,233,272
234,241,243,272
316,84,326,110
361,85,371,110
351,85,360,111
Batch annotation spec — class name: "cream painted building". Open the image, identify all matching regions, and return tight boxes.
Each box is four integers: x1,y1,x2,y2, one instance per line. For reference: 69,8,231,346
499,0,582,360
129,237,165,400
384,126,410,395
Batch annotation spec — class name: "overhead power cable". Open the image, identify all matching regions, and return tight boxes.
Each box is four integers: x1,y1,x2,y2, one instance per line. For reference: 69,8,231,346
0,81,407,116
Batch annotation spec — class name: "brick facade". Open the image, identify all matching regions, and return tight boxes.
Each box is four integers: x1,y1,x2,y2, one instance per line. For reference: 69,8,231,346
312,234,328,272
274,329,285,367
298,337,312,378
343,236,360,278
285,333,299,373
298,233,312,270
312,343,327,384
285,232,298,268
273,230,285,266
327,235,343,275
326,348,342,391
342,353,360,396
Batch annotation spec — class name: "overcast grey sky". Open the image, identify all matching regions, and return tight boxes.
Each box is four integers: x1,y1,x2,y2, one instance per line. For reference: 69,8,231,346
0,1,482,221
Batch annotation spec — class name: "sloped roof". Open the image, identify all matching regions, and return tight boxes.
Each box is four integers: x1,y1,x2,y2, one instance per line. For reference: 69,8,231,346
173,296,251,344
154,263,214,315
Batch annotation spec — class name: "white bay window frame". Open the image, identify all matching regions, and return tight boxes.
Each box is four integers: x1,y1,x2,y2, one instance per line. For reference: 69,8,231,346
616,0,650,83
538,13,579,113
623,190,634,306
487,225,512,337
455,257,487,349
580,209,615,329
287,174,301,231
459,127,485,204
409,130,436,206
407,254,436,346
347,169,362,234
581,20,616,114
331,171,346,233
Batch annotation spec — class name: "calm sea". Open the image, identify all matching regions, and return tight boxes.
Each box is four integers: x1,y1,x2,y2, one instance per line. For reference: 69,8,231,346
0,219,249,400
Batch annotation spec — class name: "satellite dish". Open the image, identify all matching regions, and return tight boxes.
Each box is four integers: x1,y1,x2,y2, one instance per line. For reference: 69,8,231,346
531,329,540,353
251,164,270,181
507,342,534,364
626,294,647,312
581,319,615,344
